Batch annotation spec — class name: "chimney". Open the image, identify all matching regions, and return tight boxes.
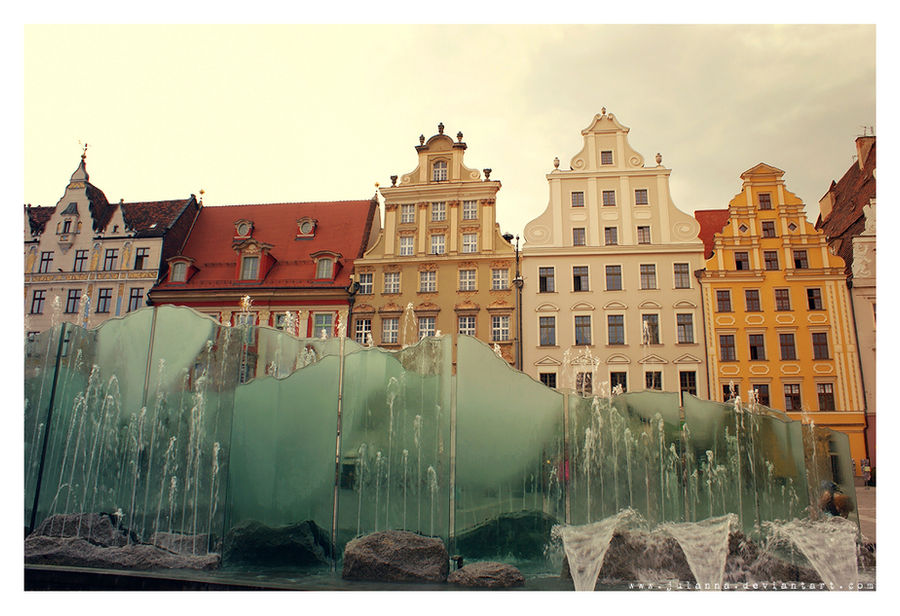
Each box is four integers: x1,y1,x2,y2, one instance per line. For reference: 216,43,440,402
818,181,836,221
856,135,875,170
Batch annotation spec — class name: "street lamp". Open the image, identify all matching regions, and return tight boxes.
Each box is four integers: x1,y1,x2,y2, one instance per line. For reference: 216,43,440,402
503,232,524,371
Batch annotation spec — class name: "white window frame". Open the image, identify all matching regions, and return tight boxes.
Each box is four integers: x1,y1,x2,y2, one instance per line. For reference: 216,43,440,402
384,271,400,294
357,272,373,294
418,316,436,339
171,262,187,282
462,233,478,253
382,317,399,343
315,257,333,280
491,315,510,342
355,318,372,344
431,201,446,222
458,315,476,336
400,204,415,224
430,234,446,255
420,270,437,293
462,200,478,220
399,235,414,256
313,313,333,338
433,160,448,181
492,268,509,290
242,255,260,280
459,269,477,291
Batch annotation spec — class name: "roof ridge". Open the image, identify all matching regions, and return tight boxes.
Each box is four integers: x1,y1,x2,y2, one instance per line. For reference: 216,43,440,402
204,200,373,208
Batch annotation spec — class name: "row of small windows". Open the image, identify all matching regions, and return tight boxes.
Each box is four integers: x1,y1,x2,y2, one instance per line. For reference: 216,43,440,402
35,248,152,274
720,381,834,412
354,269,510,295
398,233,481,256
399,201,479,224
570,188,649,208
539,369,699,399
539,263,692,293
573,225,652,246
352,314,511,345
731,249,809,271
715,287,824,312
537,312,696,347
718,331,830,362
29,287,146,315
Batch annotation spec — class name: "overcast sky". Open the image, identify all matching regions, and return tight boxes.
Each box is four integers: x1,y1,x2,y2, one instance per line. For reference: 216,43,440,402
24,24,875,240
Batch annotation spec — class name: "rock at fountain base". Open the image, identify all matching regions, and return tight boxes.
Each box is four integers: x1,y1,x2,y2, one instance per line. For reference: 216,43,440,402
149,532,215,555
224,519,332,567
30,513,130,547
24,535,220,571
342,530,449,583
448,561,524,588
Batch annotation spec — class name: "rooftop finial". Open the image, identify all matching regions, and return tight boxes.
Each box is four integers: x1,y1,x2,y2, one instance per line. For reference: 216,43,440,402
419,134,425,145
457,131,463,142
655,153,662,166
438,122,444,134
601,107,606,115
79,141,89,161
553,156,560,169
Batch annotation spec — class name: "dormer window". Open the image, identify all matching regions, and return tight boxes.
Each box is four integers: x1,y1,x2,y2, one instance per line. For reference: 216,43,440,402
171,262,187,282
296,217,317,239
234,219,253,238
433,160,448,181
62,219,72,234
316,258,333,279
241,255,260,280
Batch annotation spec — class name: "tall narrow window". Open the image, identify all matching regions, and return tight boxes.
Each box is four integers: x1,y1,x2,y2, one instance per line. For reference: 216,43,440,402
491,315,510,342
571,192,585,207
723,383,740,401
745,289,761,311
419,270,437,293
128,288,144,312
602,190,616,206
572,228,586,246
716,290,732,312
103,249,118,271
634,189,649,205
793,250,809,269
462,233,478,253
539,316,556,346
574,315,592,345
39,251,53,273
492,268,509,290
779,333,797,360
734,251,750,270
433,160,447,181
748,334,766,360
784,384,802,411
431,202,446,222
573,266,589,292
242,256,260,280
607,315,625,345
759,193,773,210
384,271,400,294
382,317,399,343
676,313,694,343
357,273,373,294
755,384,770,407
399,236,414,256
604,227,618,245
817,383,835,411
807,288,824,310
400,204,415,224
418,316,436,339
812,332,830,359
73,250,88,272
134,247,150,270
764,251,780,270
430,234,445,255
65,289,80,313
96,288,112,313
459,269,476,291
680,371,698,403
642,314,660,344
355,319,372,344
719,334,736,361
171,262,187,282
313,313,333,338
645,371,662,390
539,267,555,293
775,288,791,311
673,263,690,288
30,290,46,314
315,258,333,279
606,265,622,291
462,200,478,220
637,226,651,244
639,264,656,289
458,315,476,336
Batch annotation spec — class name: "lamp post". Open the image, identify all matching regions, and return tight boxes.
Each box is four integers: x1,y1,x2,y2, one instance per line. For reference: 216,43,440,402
503,232,524,371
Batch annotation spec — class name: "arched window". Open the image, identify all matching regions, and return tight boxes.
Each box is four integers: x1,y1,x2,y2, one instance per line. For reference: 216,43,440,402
171,262,187,282
316,258,334,279
433,160,448,181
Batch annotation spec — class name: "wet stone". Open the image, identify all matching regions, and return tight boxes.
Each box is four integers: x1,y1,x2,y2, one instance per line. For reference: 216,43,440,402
448,561,525,588
342,530,449,583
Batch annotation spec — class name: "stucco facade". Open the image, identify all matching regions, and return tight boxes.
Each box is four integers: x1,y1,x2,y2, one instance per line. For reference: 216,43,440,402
697,163,867,469
522,111,708,399
354,124,517,364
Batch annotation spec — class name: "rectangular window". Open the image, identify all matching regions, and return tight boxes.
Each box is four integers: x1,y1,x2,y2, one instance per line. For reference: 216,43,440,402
576,372,593,396
607,315,625,345
573,266,589,292
418,316,436,339
639,264,657,290
462,233,478,253
610,371,627,392
384,271,400,294
775,288,791,311
780,333,797,360
73,250,88,272
759,193,773,210
606,265,623,291
673,263,691,289
680,371,698,403
430,234,445,255
755,384,770,407
602,190,616,206
458,315,476,336
817,383,835,411
313,313,334,338
96,288,112,313
399,236,414,256
492,268,509,290
574,315,592,345
128,288,144,312
634,189,649,205
748,334,766,360
793,250,809,269
572,228,586,246
65,289,80,314
355,319,372,345
724,383,740,401
431,202,446,222
419,270,437,293
719,334,736,361
734,251,750,270
604,227,618,245
30,290,46,314
716,289,732,312
645,371,662,390
62,219,72,233
539,267,555,293
540,373,557,389
745,289,761,311
642,314,660,344
812,332,830,359
761,221,776,238
358,272,373,294
491,315,510,342
462,200,478,220
273,313,287,330
571,191,585,207
103,249,118,271
764,250,780,270
676,313,694,343
382,317,399,344
539,316,556,346
637,226,651,244
316,258,334,280
601,150,613,165
459,269,477,291
171,262,187,282
784,384,802,411
400,204,415,223
807,288,823,310
39,251,53,273
241,256,260,280
134,247,150,270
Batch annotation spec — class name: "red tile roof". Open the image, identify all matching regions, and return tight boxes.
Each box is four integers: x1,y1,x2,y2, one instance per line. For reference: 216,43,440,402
694,209,731,259
816,139,876,275
26,206,55,235
154,199,377,291
121,198,196,236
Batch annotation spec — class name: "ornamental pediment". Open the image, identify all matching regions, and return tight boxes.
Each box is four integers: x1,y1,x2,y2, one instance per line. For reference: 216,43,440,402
454,299,480,312
604,301,628,311
415,301,441,313
378,302,404,314
673,353,702,364
606,353,631,364
486,298,513,311
534,355,563,367
638,300,662,310
673,300,697,309
354,303,376,314
570,301,595,312
536,303,559,312
637,354,668,365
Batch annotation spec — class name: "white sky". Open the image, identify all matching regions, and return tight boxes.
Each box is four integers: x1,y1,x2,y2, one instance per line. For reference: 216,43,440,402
23,24,876,240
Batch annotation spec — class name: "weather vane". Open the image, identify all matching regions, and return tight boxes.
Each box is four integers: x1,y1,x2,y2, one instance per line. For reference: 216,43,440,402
78,141,89,161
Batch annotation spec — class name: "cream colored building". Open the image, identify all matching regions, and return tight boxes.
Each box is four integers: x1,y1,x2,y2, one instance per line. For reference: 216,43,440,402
353,123,517,365
522,111,708,399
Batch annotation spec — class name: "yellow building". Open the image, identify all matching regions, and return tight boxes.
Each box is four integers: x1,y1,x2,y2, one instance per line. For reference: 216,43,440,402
697,163,867,469
353,124,517,365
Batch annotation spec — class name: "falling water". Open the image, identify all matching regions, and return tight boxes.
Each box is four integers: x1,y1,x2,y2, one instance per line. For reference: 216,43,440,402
664,514,736,589
374,451,383,532
770,517,860,590
554,510,636,591
413,414,423,531
206,442,221,554
126,407,147,544
427,465,438,537
356,443,367,537
385,377,399,529
155,436,177,538
402,449,409,530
